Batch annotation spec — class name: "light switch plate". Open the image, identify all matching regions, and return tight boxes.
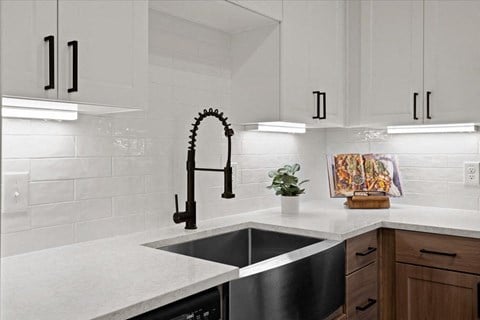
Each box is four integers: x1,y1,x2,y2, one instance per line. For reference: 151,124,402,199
464,162,480,186
2,172,29,214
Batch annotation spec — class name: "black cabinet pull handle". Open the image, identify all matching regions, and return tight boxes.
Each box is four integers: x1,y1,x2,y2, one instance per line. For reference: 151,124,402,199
312,91,326,120
477,282,480,318
420,248,457,257
356,298,377,311
44,35,55,90
68,40,78,93
356,246,377,256
413,92,419,120
477,283,480,319
426,91,432,119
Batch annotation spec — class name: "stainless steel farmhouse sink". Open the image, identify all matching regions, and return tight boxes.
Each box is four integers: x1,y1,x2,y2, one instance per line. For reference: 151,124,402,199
158,228,345,320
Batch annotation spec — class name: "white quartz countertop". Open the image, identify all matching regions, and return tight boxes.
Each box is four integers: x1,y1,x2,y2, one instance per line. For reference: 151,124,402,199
2,200,480,320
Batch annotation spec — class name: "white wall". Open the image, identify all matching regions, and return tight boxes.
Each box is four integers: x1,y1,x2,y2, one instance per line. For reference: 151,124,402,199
3,9,477,256
0,11,322,256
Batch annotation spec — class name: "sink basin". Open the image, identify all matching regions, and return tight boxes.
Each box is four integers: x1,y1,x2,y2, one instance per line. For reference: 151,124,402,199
158,228,345,320
160,228,322,268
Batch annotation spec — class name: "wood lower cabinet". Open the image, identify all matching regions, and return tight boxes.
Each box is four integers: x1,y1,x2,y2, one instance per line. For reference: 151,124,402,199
346,262,378,320
396,263,480,320
345,230,379,320
395,230,480,320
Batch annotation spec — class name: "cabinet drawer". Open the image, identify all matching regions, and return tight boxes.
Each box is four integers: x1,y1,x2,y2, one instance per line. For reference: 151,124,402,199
346,262,378,320
346,230,378,274
396,230,480,275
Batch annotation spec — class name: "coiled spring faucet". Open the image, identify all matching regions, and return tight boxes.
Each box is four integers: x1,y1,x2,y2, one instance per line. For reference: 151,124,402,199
173,108,235,229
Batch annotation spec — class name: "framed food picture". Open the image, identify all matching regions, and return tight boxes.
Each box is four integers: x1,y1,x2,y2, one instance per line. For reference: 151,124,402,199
327,153,403,198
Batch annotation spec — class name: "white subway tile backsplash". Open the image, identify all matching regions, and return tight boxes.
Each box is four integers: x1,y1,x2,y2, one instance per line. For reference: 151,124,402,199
112,194,146,216
75,214,144,242
402,180,448,195
30,202,77,228
29,181,74,205
400,167,463,182
447,154,480,168
76,136,114,157
397,154,448,168
2,159,29,172
75,176,145,200
3,135,75,158
112,157,156,176
1,224,75,256
29,199,111,228
1,211,30,233
112,138,147,156
30,158,111,180
76,198,112,222
325,128,480,210
370,134,479,154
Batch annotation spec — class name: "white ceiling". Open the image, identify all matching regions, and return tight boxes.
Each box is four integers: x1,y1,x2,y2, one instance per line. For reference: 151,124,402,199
149,0,278,34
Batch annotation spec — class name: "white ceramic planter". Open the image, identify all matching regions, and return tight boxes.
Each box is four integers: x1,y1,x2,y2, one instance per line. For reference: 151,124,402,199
281,195,300,214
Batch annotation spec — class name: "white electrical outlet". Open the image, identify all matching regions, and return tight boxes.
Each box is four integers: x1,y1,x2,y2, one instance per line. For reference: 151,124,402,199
464,162,480,186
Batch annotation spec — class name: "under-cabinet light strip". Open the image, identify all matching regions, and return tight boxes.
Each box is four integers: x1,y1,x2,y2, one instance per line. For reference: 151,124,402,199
245,121,306,134
2,97,79,121
387,123,479,134
2,107,78,121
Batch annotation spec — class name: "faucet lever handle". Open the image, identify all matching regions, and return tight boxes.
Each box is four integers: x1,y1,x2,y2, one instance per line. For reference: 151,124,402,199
174,194,179,213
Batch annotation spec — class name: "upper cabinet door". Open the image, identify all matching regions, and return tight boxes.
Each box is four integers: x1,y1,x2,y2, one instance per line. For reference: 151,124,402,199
1,0,58,100
357,0,424,127
227,0,282,21
282,0,345,128
57,0,147,109
424,1,480,124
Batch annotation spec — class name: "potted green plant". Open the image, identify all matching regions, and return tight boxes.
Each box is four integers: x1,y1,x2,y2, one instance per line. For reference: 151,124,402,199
267,164,309,214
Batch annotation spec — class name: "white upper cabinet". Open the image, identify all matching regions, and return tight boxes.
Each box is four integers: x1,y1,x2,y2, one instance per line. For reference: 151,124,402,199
354,0,480,127
57,0,147,109
282,0,346,128
227,0,282,21
1,0,147,111
357,0,424,126
423,1,480,124
1,0,58,100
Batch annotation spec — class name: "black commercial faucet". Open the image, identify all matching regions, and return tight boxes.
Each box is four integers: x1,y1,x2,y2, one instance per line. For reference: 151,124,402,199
173,108,235,229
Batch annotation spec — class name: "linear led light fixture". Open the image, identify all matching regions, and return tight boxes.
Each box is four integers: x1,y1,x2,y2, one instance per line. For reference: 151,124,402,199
2,97,78,121
387,123,479,134
245,121,306,134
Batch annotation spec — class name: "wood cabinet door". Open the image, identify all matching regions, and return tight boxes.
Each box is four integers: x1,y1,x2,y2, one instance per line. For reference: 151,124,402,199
396,263,480,320
57,0,147,110
1,0,58,100
357,0,423,126
424,1,480,124
281,0,345,128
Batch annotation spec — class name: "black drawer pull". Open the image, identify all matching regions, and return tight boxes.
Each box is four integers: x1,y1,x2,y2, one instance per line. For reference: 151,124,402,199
420,248,457,257
426,91,432,119
356,247,377,256
312,91,326,120
68,40,78,93
44,35,55,90
477,283,480,319
413,92,419,120
356,298,377,311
